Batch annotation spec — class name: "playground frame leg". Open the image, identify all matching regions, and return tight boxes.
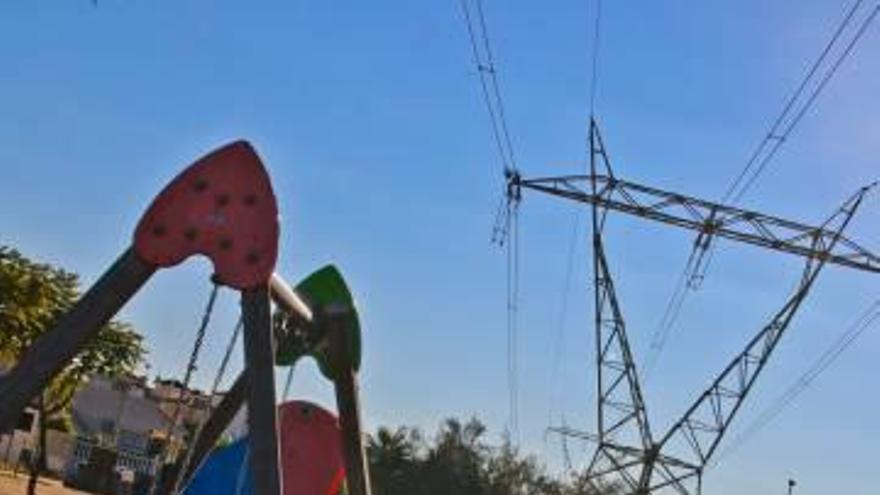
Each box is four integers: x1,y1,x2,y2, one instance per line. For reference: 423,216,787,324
0,248,155,431
241,286,282,495
329,309,372,495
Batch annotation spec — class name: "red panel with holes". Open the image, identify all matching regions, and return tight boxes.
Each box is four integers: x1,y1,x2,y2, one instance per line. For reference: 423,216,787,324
280,400,347,495
133,141,279,289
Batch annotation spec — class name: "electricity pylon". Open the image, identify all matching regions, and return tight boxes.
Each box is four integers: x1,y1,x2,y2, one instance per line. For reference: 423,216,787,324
510,119,879,494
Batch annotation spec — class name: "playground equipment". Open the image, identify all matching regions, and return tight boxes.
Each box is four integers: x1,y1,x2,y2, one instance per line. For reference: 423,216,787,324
183,401,347,495
175,265,369,495
0,142,372,495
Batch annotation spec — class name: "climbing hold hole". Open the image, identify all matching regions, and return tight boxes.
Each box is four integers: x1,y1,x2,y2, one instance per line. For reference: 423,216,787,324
246,251,261,264
193,179,208,192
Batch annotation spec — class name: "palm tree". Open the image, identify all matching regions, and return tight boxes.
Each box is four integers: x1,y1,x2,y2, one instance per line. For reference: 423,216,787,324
368,427,418,495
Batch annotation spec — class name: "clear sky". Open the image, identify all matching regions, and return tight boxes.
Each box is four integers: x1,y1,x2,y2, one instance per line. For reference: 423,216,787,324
1,1,879,494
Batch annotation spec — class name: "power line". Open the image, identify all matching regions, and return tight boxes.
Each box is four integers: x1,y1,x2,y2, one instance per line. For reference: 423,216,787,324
546,0,604,449
588,0,603,117
548,213,582,426
649,1,879,376
459,0,523,442
714,297,880,464
505,199,521,442
729,2,880,205
459,0,518,175
546,0,603,447
723,0,875,204
641,249,699,379
474,0,518,174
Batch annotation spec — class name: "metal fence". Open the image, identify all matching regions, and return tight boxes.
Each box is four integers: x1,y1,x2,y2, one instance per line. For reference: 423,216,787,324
70,437,157,477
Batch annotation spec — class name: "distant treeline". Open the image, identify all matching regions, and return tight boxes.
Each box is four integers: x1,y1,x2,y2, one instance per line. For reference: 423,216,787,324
366,417,619,495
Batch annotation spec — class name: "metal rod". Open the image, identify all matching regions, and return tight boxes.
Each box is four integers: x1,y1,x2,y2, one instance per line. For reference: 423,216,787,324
327,304,372,495
241,286,282,495
269,272,313,325
0,247,156,431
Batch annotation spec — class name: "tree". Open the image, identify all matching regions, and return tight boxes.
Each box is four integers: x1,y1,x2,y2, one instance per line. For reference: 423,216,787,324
0,246,146,494
368,426,421,494
420,418,487,495
484,436,563,495
366,417,619,495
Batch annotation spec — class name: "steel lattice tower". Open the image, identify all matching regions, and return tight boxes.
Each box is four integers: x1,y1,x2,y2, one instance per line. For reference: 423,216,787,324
509,119,879,495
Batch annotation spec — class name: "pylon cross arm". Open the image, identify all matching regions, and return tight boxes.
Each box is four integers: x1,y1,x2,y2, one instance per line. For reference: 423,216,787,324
515,174,880,274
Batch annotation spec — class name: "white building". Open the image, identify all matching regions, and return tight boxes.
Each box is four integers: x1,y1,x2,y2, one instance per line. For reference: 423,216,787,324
67,375,181,477
0,405,39,468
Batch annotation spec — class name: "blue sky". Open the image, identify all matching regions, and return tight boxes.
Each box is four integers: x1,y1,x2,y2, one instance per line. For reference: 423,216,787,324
1,1,879,493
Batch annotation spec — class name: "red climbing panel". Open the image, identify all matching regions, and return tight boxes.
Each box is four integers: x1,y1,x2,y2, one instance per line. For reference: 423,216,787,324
280,401,347,495
133,141,279,289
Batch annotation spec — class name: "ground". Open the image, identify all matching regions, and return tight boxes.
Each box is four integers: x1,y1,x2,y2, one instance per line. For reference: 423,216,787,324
0,471,91,495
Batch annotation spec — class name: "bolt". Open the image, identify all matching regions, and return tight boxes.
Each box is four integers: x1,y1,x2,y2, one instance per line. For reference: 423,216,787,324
216,194,230,207
243,194,258,206
184,228,198,241
219,238,233,251
152,225,166,237
246,251,260,264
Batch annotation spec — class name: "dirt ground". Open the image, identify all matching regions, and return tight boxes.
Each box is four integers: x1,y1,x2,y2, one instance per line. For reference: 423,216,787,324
0,471,92,495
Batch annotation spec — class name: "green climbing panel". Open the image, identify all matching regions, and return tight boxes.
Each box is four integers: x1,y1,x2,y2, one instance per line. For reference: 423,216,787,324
274,265,361,380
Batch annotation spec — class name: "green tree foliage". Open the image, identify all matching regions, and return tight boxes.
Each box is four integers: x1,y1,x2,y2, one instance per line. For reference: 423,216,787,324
0,246,146,494
0,246,146,415
367,418,619,495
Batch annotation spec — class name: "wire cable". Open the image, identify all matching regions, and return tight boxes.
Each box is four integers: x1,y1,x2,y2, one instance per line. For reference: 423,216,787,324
729,2,880,205
724,0,877,205
459,0,518,175
547,213,582,428
474,0,518,173
651,1,878,378
459,0,523,443
505,199,521,443
282,364,296,402
589,0,603,117
641,249,699,379
713,297,880,465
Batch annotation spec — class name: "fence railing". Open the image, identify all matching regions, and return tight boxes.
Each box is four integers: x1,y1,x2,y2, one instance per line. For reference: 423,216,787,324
71,437,157,476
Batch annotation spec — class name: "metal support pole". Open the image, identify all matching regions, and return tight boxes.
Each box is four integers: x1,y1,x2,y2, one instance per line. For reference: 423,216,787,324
0,248,156,431
269,273,313,325
178,276,317,490
241,286,282,495
328,305,372,495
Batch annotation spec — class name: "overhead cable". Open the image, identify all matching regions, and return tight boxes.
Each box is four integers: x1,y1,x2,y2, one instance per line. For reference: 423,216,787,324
714,298,880,464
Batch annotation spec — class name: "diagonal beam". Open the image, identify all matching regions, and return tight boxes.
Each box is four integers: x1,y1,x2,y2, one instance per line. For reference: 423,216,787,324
656,184,868,468
513,119,877,494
